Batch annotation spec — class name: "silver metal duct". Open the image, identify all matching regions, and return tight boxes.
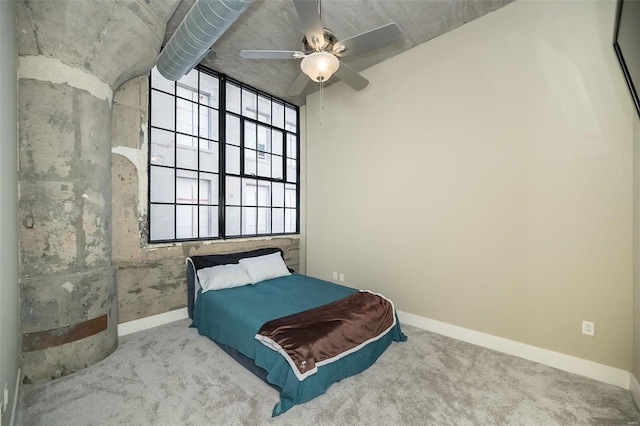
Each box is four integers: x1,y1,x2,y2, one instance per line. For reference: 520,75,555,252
156,0,254,81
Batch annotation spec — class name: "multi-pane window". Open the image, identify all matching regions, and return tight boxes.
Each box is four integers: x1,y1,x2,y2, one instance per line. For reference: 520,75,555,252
148,66,299,242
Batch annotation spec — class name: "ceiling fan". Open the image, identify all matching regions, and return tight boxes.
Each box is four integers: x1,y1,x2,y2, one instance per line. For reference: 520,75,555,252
239,0,402,96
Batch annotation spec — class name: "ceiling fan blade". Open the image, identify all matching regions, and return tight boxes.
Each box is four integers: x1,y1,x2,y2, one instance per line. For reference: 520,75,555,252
333,62,369,91
240,50,305,60
293,0,325,48
287,72,310,96
333,23,402,57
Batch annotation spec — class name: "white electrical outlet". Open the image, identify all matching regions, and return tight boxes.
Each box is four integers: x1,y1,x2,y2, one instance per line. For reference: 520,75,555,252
332,272,338,280
339,273,344,282
582,320,595,336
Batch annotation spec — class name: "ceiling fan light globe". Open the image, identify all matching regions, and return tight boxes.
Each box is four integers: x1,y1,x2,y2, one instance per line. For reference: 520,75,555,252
300,51,340,82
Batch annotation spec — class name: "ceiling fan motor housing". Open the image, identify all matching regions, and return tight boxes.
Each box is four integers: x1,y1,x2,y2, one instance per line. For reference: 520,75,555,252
302,28,338,53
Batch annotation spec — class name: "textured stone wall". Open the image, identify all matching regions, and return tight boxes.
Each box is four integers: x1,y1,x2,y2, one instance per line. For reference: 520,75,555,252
111,76,300,323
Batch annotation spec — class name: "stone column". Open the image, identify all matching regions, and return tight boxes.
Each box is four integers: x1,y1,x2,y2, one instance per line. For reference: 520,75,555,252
16,0,175,383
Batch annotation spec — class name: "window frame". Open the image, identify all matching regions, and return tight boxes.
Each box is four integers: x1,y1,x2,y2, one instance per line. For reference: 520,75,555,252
147,65,300,243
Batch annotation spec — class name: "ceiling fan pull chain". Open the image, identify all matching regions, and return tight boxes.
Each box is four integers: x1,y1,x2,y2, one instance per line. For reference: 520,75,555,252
319,79,324,125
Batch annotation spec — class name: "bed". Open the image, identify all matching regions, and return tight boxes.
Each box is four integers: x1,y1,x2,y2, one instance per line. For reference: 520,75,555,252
186,247,407,416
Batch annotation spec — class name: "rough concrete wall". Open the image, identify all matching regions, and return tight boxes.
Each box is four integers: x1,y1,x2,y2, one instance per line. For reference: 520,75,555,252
16,0,169,91
18,81,112,274
16,0,174,383
18,79,118,382
111,76,300,323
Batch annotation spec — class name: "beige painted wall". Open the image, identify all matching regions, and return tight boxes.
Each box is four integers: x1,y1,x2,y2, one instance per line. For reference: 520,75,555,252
0,0,19,422
634,112,640,380
304,0,633,370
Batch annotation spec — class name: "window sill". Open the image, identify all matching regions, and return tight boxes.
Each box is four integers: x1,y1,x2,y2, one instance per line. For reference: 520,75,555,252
143,234,300,251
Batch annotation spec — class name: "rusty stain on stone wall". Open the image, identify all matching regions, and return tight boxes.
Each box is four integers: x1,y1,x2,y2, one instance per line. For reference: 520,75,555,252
111,76,300,324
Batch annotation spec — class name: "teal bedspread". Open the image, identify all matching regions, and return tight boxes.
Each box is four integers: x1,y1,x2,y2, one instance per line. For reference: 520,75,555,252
191,273,407,416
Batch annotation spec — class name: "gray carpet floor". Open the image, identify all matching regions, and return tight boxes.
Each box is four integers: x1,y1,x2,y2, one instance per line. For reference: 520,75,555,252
16,319,640,425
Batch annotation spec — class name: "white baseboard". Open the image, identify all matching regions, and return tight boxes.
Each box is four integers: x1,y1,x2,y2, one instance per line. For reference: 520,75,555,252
631,373,640,411
397,310,630,390
118,308,189,337
9,367,21,426
116,307,632,391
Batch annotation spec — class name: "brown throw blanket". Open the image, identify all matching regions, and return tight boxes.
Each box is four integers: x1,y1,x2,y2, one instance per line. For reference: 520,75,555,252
255,291,395,380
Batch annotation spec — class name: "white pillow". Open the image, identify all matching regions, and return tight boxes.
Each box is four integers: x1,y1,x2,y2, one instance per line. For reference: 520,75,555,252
197,263,254,292
239,252,291,283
